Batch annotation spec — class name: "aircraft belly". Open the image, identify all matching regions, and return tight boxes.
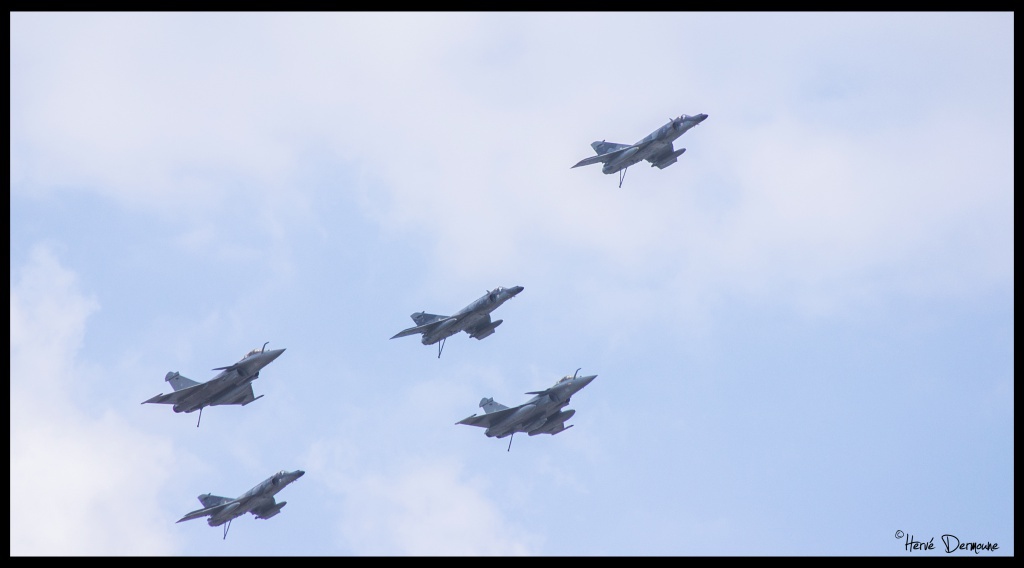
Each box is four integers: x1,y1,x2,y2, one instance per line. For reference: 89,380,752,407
638,142,669,160
175,381,231,411
423,319,462,344
173,394,208,413
209,381,255,406
605,146,640,169
209,502,242,526
487,404,536,437
423,329,452,345
459,314,484,330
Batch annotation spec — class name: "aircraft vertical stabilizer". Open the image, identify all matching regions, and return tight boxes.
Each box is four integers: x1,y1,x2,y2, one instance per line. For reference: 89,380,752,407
165,371,200,391
480,397,509,413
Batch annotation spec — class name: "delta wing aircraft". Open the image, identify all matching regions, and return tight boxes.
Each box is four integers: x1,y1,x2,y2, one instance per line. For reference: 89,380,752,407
143,342,285,427
391,285,524,357
177,469,305,539
572,113,708,187
457,369,597,451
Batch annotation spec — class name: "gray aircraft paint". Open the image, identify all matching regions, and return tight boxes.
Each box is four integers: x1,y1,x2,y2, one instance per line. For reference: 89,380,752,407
457,370,597,451
390,285,524,357
572,113,708,186
177,469,305,539
142,343,285,427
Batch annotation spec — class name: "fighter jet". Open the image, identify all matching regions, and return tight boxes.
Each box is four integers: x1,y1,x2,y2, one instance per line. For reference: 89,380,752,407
142,342,285,427
390,285,524,358
177,469,305,539
572,113,708,187
457,368,597,451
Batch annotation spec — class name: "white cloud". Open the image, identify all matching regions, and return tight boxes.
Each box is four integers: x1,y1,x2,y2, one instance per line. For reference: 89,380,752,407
10,244,178,555
307,441,538,555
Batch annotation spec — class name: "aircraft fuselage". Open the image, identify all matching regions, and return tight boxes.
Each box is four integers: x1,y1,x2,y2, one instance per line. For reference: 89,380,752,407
602,141,674,174
602,115,705,174
598,118,696,171
206,470,304,526
421,311,489,345
482,375,596,438
170,348,285,413
420,287,522,345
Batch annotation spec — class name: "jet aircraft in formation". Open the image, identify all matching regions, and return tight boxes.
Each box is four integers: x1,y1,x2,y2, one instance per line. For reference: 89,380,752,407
177,469,305,539
159,107,706,538
456,368,597,451
572,113,708,187
142,342,285,427
390,285,524,357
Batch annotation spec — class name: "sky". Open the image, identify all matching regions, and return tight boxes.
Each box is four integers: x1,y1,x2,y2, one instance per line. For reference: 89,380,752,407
9,12,1014,556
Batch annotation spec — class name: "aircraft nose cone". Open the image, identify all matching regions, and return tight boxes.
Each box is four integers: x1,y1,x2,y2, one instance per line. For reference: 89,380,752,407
294,470,305,478
510,285,524,296
264,348,286,362
574,374,597,390
696,113,708,123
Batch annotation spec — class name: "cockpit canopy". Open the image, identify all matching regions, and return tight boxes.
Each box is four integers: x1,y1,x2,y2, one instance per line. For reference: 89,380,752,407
557,368,584,384
486,287,505,301
243,347,264,359
242,342,271,360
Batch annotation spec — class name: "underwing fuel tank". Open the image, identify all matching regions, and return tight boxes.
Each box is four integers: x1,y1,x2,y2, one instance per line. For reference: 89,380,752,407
469,319,503,339
255,502,286,520
522,417,548,432
528,409,575,435
652,148,687,169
